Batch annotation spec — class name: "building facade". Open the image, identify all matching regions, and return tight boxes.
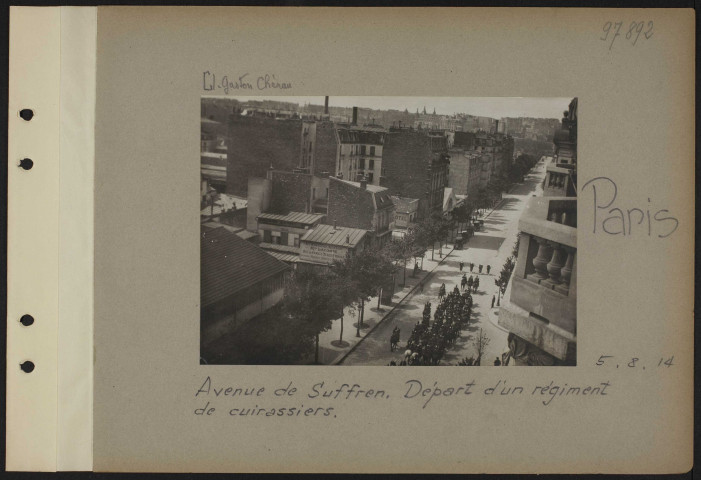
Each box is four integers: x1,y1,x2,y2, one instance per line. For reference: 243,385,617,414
498,98,578,366
335,123,386,186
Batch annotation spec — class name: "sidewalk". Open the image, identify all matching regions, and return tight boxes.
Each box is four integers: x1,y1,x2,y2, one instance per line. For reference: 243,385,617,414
315,246,455,365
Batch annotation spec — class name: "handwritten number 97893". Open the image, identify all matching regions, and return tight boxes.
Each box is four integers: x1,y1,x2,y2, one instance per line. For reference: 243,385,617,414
601,21,653,50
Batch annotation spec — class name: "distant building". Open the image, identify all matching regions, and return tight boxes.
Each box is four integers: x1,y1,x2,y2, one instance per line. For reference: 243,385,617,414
201,226,289,347
335,122,386,186
201,151,227,192
447,148,482,197
381,128,450,219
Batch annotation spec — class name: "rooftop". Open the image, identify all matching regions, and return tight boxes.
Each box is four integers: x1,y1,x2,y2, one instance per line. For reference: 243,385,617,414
301,224,367,247
390,196,419,213
201,226,289,307
336,178,394,210
258,211,325,226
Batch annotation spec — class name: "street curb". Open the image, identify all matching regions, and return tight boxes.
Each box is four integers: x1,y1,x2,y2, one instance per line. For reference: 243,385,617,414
335,247,456,365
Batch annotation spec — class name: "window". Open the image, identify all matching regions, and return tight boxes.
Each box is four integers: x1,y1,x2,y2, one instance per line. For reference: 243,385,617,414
369,159,374,170
281,232,289,245
263,230,272,243
367,172,374,182
361,145,366,155
370,146,375,156
359,158,365,169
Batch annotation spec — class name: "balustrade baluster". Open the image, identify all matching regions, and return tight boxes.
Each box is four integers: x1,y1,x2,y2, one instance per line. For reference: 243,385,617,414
544,242,565,287
529,237,552,282
555,248,575,295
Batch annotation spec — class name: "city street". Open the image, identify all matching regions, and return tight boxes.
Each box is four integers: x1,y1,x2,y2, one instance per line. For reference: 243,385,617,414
334,160,546,366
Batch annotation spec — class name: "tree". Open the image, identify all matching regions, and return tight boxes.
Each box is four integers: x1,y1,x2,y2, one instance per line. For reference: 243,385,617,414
472,328,491,366
384,234,415,287
412,216,441,261
206,303,313,365
452,202,473,236
284,269,348,364
334,247,395,337
475,188,490,214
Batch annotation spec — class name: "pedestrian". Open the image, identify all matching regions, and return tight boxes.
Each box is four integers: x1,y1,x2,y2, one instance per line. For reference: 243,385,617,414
487,264,491,274
475,277,480,291
491,295,495,308
459,261,464,272
494,357,501,366
470,262,474,272
479,264,483,274
461,274,467,291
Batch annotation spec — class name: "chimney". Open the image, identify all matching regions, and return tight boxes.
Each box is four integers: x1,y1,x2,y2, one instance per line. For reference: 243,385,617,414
360,175,367,190
352,107,358,126
324,96,329,115
346,234,350,244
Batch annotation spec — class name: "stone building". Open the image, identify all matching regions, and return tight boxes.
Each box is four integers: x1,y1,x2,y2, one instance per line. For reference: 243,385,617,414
498,98,578,366
335,123,385,187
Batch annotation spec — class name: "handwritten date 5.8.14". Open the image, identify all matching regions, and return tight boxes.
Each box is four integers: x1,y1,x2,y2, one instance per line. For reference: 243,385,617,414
601,21,653,50
596,355,673,369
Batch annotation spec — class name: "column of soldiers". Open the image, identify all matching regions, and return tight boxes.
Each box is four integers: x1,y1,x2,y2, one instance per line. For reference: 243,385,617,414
393,287,473,366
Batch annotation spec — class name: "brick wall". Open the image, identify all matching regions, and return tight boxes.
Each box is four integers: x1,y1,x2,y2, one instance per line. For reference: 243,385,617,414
382,131,449,219
326,177,375,231
382,131,430,205
270,171,312,214
313,121,338,176
227,116,302,195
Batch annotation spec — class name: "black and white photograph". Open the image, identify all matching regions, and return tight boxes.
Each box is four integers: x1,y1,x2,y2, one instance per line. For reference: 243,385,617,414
200,96,577,366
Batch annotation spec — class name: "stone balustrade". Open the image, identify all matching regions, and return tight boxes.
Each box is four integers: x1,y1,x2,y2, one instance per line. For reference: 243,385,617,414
510,197,576,335
544,164,575,197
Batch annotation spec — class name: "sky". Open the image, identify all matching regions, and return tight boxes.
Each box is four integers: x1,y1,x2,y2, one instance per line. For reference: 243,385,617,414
207,96,571,119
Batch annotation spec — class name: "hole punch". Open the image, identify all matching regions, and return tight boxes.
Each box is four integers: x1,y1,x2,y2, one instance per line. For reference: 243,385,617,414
20,361,35,373
19,109,34,121
20,314,34,326
19,158,33,170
